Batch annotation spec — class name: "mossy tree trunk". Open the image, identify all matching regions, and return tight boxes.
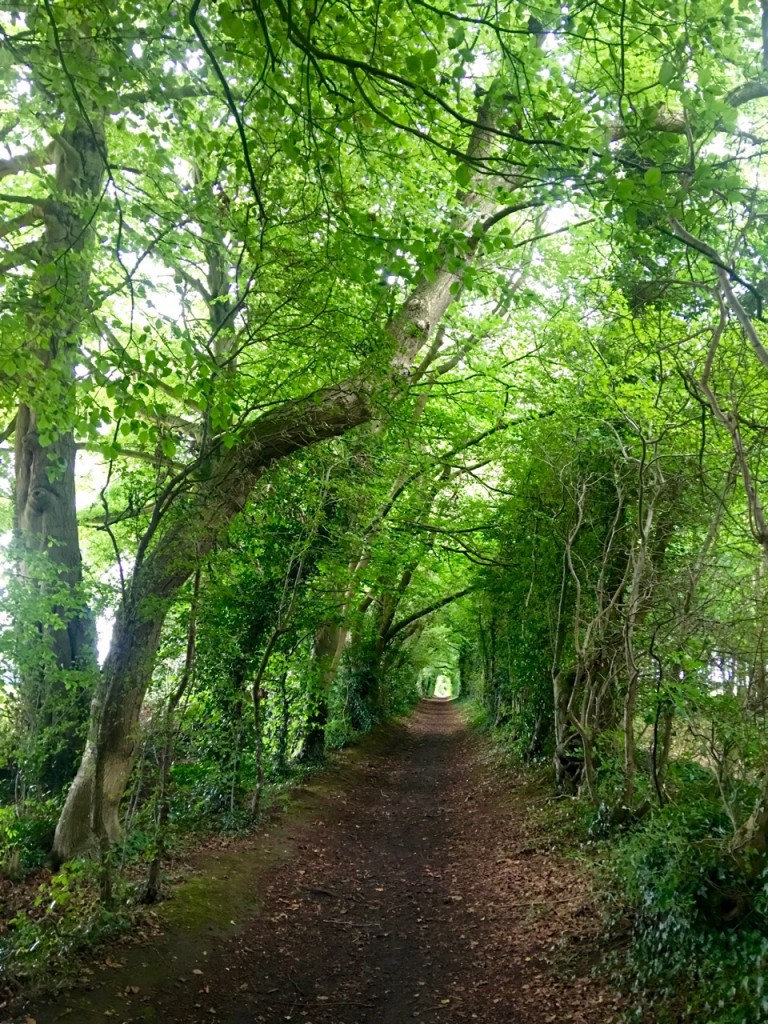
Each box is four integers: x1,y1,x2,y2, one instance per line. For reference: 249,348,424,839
14,110,104,791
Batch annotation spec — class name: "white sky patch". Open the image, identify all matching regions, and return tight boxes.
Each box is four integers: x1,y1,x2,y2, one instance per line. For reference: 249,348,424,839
97,611,115,664
700,136,730,159
75,450,110,512
173,157,195,186
463,51,492,89
543,203,581,232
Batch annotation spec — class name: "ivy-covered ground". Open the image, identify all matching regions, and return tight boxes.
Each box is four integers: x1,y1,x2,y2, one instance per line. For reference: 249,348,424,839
13,701,621,1024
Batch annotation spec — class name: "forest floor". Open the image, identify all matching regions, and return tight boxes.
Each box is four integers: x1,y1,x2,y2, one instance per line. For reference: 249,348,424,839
15,700,623,1024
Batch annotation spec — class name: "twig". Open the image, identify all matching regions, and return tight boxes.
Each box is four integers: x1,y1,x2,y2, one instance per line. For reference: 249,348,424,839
322,918,383,929
507,895,583,908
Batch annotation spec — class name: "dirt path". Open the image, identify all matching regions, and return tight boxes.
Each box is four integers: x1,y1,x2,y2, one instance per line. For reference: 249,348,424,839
23,701,621,1024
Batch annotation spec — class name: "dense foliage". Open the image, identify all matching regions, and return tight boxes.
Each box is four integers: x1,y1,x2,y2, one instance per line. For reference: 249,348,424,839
4,0,768,1016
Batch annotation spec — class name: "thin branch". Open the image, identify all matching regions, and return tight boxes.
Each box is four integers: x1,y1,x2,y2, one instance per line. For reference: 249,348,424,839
385,586,475,644
411,325,447,384
480,200,545,234
94,319,206,415
0,418,15,444
82,500,156,526
114,84,209,109
270,0,577,154
0,191,46,206
0,239,42,271
120,221,211,302
668,217,768,324
77,443,185,471
188,1,267,225
716,268,768,370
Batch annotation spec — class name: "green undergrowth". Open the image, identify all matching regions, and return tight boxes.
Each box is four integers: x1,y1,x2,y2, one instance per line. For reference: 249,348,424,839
603,794,768,1024
592,802,768,1023
0,770,312,998
0,859,135,997
456,697,492,732
477,712,768,1024
0,704,412,1001
467,703,589,848
0,798,60,876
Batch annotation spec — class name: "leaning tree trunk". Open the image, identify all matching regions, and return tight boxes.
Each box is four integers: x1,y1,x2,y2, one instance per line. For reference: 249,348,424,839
51,90,502,864
51,377,382,863
14,112,105,791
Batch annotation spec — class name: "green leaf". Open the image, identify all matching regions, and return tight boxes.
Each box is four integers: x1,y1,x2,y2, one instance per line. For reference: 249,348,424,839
659,60,676,86
644,166,662,187
455,162,473,188
218,3,243,38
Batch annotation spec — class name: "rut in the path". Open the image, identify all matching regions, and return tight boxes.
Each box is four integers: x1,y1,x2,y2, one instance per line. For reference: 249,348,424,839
25,701,620,1024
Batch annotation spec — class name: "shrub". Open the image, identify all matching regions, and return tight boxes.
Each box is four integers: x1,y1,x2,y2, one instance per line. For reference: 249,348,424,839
608,795,768,1023
0,799,59,876
0,859,132,994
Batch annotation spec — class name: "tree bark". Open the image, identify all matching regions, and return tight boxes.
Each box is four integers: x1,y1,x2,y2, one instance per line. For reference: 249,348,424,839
302,621,349,762
14,111,104,790
51,91,503,864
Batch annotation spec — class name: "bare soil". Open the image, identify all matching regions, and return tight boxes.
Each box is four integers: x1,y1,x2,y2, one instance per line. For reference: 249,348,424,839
18,700,622,1023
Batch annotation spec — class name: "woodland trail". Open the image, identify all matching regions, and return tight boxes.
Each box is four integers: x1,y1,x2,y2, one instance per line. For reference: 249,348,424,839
24,701,620,1024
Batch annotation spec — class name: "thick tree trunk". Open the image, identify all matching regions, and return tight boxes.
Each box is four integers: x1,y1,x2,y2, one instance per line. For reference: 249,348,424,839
52,92,503,863
14,114,104,790
144,568,199,903
52,379,388,861
51,587,167,865
302,621,349,761
302,701,329,763
14,423,96,790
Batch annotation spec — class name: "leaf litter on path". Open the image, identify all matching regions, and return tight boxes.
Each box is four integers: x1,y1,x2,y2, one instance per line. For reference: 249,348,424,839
20,701,622,1024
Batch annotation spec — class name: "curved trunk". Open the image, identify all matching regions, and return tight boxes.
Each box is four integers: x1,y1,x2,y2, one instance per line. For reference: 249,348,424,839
52,90,504,863
52,380,377,863
52,590,166,865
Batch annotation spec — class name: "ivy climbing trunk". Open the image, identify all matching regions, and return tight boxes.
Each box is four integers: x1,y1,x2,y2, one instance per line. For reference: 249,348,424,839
302,621,348,762
14,112,104,791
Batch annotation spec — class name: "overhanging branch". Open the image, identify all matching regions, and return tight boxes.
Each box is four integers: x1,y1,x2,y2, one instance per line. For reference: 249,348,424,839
0,149,51,180
385,586,475,644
